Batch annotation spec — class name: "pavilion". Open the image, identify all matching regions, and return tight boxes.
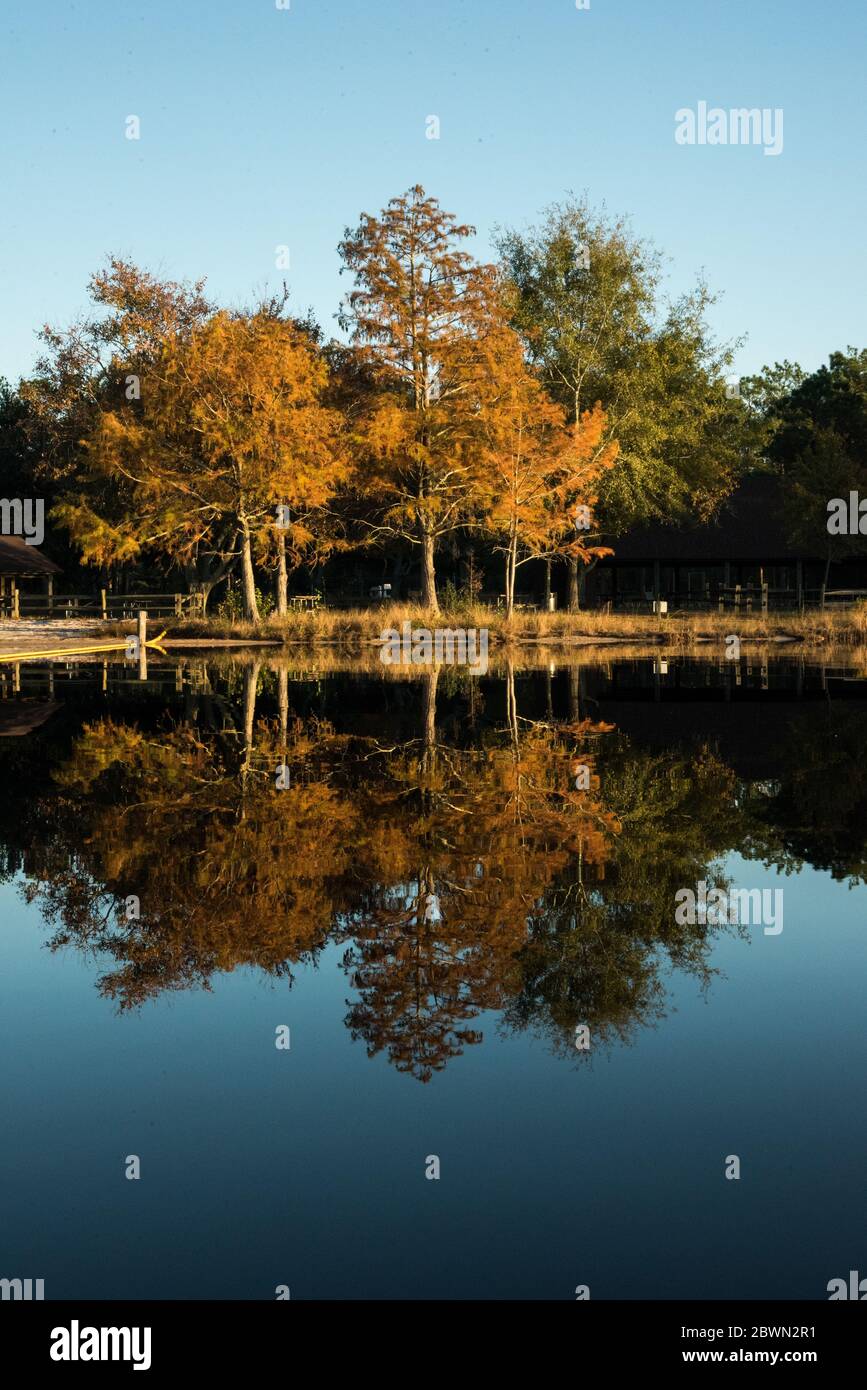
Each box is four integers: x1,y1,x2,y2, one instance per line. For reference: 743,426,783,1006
0,535,62,616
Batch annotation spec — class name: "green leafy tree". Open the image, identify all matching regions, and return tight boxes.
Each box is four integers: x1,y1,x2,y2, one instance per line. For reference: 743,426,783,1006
748,349,867,584
496,197,747,606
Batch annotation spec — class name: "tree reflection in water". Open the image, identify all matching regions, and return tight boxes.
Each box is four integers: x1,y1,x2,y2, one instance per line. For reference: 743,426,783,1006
2,655,859,1082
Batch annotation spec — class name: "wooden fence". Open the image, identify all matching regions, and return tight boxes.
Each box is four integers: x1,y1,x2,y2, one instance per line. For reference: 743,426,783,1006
0,590,206,620
599,586,867,615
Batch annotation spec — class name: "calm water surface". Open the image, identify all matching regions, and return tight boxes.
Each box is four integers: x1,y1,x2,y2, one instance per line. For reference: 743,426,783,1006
1,654,865,1299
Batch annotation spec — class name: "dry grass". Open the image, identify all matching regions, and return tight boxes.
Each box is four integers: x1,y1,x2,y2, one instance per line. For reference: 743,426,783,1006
6,602,867,656
160,601,867,650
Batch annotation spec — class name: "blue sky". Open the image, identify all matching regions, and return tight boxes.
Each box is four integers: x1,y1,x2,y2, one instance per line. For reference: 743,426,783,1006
1,0,865,382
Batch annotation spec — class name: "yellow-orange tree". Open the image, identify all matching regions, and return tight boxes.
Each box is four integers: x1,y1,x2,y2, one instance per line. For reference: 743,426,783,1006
74,309,346,619
339,185,498,613
476,323,620,616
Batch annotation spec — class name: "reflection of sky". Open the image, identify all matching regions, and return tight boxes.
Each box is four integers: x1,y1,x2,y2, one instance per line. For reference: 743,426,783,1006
1,852,864,1301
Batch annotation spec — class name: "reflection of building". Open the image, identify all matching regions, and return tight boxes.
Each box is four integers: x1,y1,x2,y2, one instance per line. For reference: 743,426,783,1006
585,474,867,610
0,536,62,615
0,701,61,737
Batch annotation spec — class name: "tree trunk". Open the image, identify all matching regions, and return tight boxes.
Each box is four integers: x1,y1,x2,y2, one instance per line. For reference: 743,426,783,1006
278,666,289,746
422,667,439,777
505,661,519,746
239,516,260,622
241,659,261,787
568,664,580,722
184,544,238,614
276,530,288,617
243,661,259,753
568,556,580,613
506,540,517,619
421,530,439,614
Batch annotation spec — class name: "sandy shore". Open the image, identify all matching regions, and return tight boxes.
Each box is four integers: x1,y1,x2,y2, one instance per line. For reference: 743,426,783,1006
0,618,120,654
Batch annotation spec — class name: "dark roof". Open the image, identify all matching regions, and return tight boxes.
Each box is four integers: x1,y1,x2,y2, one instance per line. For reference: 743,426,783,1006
0,535,62,577
608,474,813,563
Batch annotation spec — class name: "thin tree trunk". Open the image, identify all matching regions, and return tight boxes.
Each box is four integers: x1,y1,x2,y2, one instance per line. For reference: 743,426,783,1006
421,530,439,614
240,659,261,792
568,664,580,721
568,556,580,613
506,538,517,619
239,516,260,622
505,661,519,747
422,666,439,774
243,661,259,753
278,666,289,746
276,530,288,617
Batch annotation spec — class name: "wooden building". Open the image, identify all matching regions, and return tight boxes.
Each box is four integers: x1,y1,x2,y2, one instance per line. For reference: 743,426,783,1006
585,474,866,610
0,535,62,616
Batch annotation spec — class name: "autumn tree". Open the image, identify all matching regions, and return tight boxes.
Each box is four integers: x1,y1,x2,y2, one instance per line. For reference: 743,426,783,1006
496,199,747,607
338,185,498,613
21,258,228,593
71,309,346,620
476,322,619,615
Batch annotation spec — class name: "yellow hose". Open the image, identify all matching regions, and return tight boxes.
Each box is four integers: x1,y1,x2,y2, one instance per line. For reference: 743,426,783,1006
0,632,168,665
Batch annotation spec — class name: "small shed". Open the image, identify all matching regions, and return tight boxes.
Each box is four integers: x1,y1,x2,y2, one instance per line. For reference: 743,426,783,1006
0,535,62,616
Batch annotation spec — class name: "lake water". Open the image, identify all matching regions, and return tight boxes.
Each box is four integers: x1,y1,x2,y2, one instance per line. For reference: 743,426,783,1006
1,653,865,1300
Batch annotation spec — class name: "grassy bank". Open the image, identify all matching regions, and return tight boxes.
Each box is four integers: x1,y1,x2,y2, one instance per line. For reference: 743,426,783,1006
158,601,867,649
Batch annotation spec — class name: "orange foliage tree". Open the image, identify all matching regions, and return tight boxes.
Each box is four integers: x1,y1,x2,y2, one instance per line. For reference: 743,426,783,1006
69,309,346,620
338,185,499,613
475,322,620,615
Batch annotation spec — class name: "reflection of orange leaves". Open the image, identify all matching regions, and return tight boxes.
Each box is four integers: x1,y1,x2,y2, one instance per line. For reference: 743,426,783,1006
26,708,620,1073
12,692,752,1081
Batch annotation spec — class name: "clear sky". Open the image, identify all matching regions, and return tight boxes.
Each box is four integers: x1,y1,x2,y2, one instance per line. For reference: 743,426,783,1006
1,0,865,383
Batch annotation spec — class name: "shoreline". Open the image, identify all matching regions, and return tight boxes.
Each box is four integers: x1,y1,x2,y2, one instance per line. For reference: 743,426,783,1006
2,606,866,661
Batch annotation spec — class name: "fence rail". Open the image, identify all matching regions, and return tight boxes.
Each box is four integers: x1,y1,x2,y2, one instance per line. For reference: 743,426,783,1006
0,591,206,620
603,587,867,615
